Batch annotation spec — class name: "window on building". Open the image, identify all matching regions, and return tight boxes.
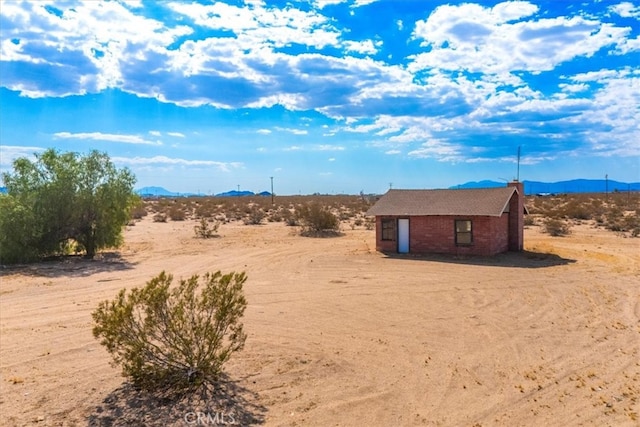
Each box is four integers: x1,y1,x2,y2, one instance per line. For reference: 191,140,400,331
455,219,472,245
381,218,396,241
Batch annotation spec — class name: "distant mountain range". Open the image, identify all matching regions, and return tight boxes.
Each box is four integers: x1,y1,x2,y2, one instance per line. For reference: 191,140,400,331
135,186,272,197
451,179,640,195
2,181,638,197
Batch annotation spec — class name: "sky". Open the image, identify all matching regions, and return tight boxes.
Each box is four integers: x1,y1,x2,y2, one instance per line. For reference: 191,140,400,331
0,0,639,195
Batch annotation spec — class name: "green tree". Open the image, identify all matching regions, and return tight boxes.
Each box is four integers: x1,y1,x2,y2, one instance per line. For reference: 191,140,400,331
0,149,137,262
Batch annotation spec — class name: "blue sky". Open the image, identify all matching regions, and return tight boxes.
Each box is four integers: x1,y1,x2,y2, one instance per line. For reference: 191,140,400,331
1,0,639,195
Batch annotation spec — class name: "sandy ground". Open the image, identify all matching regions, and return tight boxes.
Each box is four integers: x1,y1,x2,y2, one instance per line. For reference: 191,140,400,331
1,217,639,426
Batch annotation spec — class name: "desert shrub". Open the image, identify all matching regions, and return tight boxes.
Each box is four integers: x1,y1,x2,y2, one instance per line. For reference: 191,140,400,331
153,212,167,223
92,270,247,393
194,218,220,239
364,217,375,230
168,206,186,221
280,209,298,226
524,215,536,226
195,203,214,219
243,208,265,225
561,201,591,220
267,211,281,222
605,212,640,236
129,202,148,220
338,210,353,221
296,202,340,236
542,218,571,236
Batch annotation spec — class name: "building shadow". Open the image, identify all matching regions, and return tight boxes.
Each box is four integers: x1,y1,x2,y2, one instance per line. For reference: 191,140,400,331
0,252,136,278
87,375,266,426
381,250,576,269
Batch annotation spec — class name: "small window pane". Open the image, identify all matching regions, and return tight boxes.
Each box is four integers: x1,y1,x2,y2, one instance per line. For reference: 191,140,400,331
456,220,471,233
457,232,472,244
455,220,472,245
382,219,395,241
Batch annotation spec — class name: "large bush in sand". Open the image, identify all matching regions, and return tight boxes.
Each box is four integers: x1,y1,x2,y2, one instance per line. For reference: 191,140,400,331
296,202,340,236
92,270,248,393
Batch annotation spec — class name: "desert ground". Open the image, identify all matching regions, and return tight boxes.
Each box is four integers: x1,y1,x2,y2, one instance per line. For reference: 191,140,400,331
1,213,639,426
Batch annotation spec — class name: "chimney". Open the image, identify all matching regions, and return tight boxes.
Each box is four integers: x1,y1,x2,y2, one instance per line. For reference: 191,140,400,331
507,181,524,251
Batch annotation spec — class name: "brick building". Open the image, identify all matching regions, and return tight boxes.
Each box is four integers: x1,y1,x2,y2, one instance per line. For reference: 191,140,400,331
366,181,526,256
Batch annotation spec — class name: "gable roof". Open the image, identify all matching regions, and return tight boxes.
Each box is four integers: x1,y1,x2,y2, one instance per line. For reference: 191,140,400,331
366,187,519,217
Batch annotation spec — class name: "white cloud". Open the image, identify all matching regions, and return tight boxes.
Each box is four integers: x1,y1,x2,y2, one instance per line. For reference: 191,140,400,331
408,139,463,162
0,145,45,169
275,127,308,135
409,1,630,74
313,0,346,9
343,39,381,55
315,145,345,151
168,2,340,50
167,132,185,138
113,155,242,171
257,129,272,135
558,83,589,93
0,1,193,96
149,130,162,136
353,0,379,7
610,2,640,18
568,69,640,157
54,132,162,145
118,0,143,9
614,34,640,55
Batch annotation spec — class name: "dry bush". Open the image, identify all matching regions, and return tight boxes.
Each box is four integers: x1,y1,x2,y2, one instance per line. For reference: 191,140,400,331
168,206,186,221
194,218,220,239
243,207,265,225
92,271,247,393
542,218,571,237
364,217,375,230
129,203,148,220
560,200,592,220
296,202,340,236
153,212,167,223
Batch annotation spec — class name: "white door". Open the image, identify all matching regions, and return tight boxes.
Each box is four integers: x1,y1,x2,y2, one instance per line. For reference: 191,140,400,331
398,219,409,253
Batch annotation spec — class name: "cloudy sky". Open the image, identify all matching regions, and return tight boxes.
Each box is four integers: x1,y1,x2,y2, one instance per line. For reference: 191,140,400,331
1,0,638,194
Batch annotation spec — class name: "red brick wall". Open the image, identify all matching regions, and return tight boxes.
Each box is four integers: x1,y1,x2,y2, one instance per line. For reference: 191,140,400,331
375,215,510,256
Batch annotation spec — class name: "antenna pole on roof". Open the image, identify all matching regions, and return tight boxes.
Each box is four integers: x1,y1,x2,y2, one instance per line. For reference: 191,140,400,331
389,182,393,190
270,176,274,205
516,145,521,182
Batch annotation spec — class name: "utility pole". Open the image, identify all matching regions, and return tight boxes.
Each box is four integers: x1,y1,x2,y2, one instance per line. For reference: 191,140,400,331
605,174,608,200
270,176,274,205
